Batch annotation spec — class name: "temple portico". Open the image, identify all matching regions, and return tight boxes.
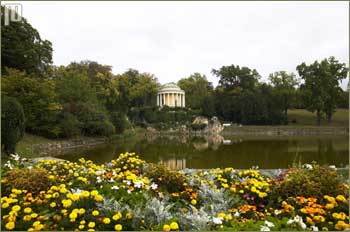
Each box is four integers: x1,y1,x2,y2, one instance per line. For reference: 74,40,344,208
157,83,185,108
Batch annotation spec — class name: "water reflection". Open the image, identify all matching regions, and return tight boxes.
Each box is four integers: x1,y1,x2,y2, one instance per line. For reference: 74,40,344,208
159,158,187,170
61,134,349,169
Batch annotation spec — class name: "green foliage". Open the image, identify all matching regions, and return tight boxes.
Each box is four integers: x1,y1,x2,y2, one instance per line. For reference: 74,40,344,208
1,6,53,77
1,97,25,154
269,71,299,115
2,167,51,196
1,69,61,137
110,112,131,133
212,65,260,91
178,73,214,111
59,112,81,138
297,57,348,124
272,165,347,200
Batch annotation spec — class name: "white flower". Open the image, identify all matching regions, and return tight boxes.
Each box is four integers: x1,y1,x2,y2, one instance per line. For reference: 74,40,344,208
27,166,33,170
127,189,132,194
264,220,274,228
150,183,158,190
213,217,223,225
111,186,119,190
10,154,20,161
287,219,294,225
96,176,102,183
311,225,319,231
302,164,313,170
260,225,270,231
4,161,13,169
134,181,144,188
329,165,336,170
95,170,105,175
233,211,240,218
293,215,306,229
274,209,282,215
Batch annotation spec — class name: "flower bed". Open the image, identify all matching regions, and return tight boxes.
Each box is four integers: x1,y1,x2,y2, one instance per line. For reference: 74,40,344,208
1,153,349,231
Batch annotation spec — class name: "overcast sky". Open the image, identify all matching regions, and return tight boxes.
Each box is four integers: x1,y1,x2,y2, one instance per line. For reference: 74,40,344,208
7,1,350,88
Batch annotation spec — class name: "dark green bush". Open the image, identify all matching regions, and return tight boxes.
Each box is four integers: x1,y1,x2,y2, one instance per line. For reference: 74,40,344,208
110,112,130,133
1,96,25,154
85,121,115,136
60,112,81,137
191,123,207,131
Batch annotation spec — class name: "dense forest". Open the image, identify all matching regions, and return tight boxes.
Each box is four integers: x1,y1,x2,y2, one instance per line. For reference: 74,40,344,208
1,6,349,154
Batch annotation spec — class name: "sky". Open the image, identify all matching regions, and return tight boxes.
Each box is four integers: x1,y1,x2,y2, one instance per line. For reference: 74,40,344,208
5,1,349,88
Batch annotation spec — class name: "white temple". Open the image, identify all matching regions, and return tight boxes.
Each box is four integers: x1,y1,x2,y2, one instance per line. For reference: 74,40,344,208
157,82,185,107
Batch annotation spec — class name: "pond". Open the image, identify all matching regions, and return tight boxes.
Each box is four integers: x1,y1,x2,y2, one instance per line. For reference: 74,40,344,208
60,134,349,170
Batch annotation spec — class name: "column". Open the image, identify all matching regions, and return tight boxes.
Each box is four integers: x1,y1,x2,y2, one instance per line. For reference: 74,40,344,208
157,94,159,106
162,93,164,107
183,93,185,107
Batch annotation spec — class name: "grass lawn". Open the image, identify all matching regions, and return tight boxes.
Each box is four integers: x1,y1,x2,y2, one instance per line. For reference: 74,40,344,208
16,133,53,158
287,109,349,127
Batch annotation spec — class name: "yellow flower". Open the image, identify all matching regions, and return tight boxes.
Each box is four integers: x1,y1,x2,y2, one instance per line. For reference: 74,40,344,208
336,195,346,203
92,210,99,216
306,217,314,225
30,213,38,218
191,199,197,205
91,190,99,196
62,199,72,208
50,202,57,208
126,213,133,219
112,212,122,221
78,225,85,230
23,215,32,221
103,217,111,224
88,222,95,228
24,207,32,214
170,222,179,230
239,190,244,194
79,208,86,214
225,214,233,220
313,215,325,223
325,203,334,210
80,220,86,225
69,212,78,219
230,187,236,192
217,212,226,218
5,221,15,230
82,191,90,198
2,203,9,208
163,224,171,231
12,205,21,212
115,224,123,231
94,195,103,202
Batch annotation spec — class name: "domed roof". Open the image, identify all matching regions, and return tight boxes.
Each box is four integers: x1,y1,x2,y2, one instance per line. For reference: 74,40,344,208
158,82,184,93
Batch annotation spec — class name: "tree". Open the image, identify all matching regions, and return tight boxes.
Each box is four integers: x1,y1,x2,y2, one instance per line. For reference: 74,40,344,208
178,73,214,111
269,71,299,116
1,69,61,137
297,57,348,125
1,6,53,77
1,96,25,155
212,65,260,91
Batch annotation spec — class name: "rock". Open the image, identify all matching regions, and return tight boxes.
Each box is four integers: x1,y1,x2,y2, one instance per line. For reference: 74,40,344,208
192,116,209,126
146,126,158,134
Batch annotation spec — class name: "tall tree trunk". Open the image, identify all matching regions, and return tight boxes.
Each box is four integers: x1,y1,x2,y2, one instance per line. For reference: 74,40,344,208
316,109,321,126
326,113,332,123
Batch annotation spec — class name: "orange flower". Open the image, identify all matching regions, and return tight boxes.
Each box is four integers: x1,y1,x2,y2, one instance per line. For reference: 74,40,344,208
105,172,113,179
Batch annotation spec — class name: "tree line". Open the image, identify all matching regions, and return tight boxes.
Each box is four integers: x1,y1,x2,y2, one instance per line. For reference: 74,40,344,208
1,6,349,154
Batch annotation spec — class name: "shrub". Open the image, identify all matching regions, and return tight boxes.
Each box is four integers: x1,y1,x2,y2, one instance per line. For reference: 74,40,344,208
2,167,51,196
144,163,187,193
60,112,81,137
110,112,130,133
1,96,25,155
191,123,207,131
271,164,347,200
85,121,115,136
